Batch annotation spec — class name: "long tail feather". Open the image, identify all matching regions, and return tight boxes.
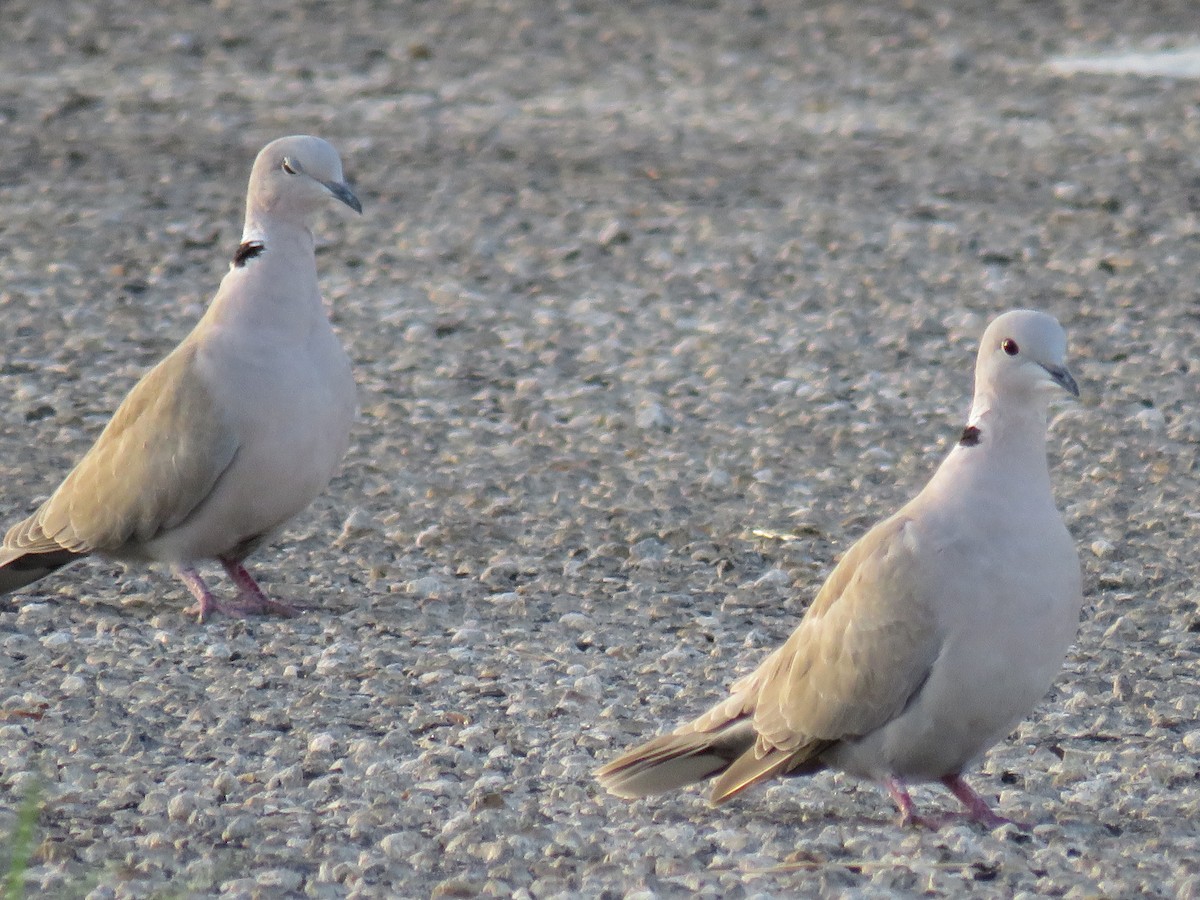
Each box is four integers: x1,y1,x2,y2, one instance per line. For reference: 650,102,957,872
0,548,85,596
708,739,829,803
595,720,758,799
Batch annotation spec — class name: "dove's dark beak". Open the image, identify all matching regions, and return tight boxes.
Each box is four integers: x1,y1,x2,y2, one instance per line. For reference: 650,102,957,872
1042,363,1079,397
323,180,362,214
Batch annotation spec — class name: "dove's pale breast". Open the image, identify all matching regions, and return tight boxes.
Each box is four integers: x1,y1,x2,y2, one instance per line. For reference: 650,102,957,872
136,240,357,564
826,446,1082,780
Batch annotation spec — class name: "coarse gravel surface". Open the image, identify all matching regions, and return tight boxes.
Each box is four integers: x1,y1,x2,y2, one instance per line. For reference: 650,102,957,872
1,1,1199,898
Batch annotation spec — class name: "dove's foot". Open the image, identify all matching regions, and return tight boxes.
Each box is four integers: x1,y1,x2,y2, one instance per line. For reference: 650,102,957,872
175,563,300,622
886,776,938,828
175,564,224,623
941,775,1028,830
885,776,1025,830
220,559,302,619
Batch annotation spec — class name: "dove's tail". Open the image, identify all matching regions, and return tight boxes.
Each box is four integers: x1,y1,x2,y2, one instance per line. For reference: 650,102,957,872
595,719,829,803
0,547,84,596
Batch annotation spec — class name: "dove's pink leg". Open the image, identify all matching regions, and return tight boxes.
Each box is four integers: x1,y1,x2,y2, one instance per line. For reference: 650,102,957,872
173,562,300,622
941,775,1025,829
173,564,222,624
220,559,301,618
885,775,1025,830
885,776,938,829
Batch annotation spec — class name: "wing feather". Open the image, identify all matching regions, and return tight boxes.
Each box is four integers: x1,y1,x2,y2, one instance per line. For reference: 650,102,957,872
751,514,942,749
674,513,945,800
2,341,238,560
595,512,948,802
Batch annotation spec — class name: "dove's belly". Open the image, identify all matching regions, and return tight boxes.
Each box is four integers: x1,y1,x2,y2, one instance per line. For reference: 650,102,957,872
827,634,1070,780
825,525,1081,781
140,333,356,563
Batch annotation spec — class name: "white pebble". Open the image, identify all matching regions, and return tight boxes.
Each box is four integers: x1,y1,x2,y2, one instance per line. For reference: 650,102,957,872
256,870,302,891
222,815,255,841
558,612,592,629
407,576,448,598
635,400,671,430
60,674,87,695
167,791,197,822
1132,406,1166,432
308,733,338,754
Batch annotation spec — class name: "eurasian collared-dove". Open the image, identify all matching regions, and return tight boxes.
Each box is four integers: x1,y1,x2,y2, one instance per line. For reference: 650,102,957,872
596,309,1083,828
0,135,360,623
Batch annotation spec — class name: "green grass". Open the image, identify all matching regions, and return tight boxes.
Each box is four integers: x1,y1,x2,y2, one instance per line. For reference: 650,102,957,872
2,783,41,900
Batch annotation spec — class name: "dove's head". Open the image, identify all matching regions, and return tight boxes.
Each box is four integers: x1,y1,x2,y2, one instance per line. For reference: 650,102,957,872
246,135,362,223
974,310,1079,407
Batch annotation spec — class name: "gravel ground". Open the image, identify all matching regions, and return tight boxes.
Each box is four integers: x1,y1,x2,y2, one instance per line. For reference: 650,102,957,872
1,1,1199,897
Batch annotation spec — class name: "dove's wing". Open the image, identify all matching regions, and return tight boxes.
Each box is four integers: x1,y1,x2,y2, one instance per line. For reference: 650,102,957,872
2,340,238,560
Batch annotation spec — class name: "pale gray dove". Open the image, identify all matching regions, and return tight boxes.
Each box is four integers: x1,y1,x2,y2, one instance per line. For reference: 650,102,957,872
0,135,360,623
596,309,1083,828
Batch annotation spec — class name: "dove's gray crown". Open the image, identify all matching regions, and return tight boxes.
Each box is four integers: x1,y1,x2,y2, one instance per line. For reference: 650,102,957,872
596,309,1083,829
0,135,360,622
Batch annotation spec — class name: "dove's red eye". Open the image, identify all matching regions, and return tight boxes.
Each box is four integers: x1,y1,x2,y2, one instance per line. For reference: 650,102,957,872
1001,338,1019,356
